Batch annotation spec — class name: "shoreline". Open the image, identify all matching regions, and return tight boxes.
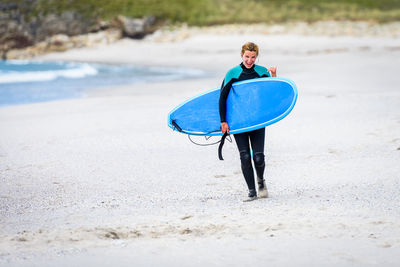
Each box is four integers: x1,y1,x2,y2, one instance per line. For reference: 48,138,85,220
0,60,208,107
3,28,397,108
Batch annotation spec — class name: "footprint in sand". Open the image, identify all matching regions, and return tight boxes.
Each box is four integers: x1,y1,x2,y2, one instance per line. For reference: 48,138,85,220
379,242,392,248
104,231,120,239
180,228,192,235
328,148,340,154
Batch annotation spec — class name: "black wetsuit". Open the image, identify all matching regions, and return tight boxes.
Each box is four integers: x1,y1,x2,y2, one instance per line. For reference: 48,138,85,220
219,63,270,191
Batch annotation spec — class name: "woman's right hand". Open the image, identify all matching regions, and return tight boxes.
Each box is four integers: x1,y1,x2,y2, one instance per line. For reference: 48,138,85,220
221,122,229,134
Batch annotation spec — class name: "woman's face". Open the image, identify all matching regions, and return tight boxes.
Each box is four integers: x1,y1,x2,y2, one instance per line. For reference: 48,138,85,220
242,50,257,69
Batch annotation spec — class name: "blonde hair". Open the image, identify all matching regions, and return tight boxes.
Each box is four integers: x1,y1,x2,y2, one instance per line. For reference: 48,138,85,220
241,42,259,56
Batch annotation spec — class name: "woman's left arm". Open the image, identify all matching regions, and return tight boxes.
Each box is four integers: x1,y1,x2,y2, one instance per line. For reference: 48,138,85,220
268,67,277,77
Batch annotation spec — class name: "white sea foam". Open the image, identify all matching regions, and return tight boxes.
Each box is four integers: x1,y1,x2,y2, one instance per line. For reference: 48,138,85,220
0,63,98,84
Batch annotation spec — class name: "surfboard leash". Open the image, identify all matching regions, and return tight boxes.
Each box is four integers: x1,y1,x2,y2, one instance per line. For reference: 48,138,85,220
187,133,231,147
171,120,232,158
218,132,229,160
171,120,183,132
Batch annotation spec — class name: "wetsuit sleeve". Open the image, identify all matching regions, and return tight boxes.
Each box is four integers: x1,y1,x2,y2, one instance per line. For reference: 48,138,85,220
254,65,271,77
219,78,237,122
219,65,242,123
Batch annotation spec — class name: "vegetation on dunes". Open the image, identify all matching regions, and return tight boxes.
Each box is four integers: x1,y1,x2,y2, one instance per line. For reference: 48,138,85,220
11,0,400,25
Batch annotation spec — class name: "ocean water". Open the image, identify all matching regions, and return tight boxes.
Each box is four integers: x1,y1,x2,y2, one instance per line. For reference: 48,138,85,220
0,60,205,107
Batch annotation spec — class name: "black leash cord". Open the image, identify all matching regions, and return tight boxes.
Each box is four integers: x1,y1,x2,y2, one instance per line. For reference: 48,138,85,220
171,120,183,132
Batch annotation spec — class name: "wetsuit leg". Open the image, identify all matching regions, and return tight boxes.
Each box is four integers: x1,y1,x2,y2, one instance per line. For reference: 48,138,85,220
234,132,255,191
249,128,266,180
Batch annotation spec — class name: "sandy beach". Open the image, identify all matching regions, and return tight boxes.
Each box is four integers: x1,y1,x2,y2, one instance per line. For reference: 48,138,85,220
1,26,400,266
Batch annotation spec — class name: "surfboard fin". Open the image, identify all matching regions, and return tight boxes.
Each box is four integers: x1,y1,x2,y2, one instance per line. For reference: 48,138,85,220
218,132,229,160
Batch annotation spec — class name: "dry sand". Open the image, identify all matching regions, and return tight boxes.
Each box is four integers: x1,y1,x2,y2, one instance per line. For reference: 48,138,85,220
1,28,400,266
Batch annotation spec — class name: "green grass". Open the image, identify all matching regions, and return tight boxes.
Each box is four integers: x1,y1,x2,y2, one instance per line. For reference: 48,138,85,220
12,0,400,25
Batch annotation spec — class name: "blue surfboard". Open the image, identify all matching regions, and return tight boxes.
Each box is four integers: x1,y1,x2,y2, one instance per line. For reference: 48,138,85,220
167,77,298,136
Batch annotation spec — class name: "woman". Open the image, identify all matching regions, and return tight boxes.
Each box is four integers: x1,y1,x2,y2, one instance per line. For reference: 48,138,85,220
219,42,277,202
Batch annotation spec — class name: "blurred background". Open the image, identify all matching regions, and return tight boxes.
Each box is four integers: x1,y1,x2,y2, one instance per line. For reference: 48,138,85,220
1,0,399,105
2,0,400,57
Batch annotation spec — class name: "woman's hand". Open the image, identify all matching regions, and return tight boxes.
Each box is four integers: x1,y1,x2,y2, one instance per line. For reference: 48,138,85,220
268,66,277,77
221,122,229,134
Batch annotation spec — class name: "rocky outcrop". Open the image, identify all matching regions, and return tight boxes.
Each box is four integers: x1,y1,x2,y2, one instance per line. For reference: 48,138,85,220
0,1,157,59
0,2,34,53
113,15,156,39
5,29,122,59
0,1,100,59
